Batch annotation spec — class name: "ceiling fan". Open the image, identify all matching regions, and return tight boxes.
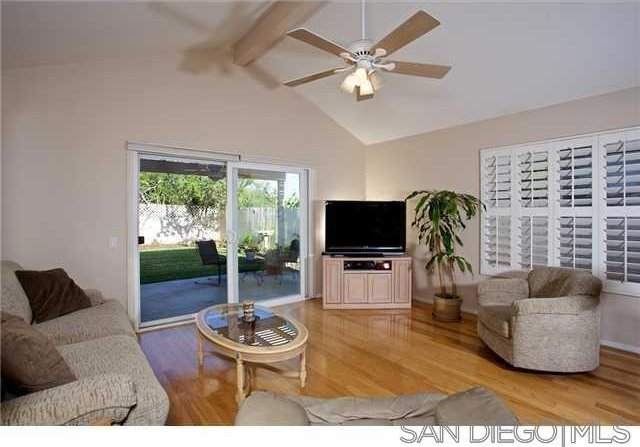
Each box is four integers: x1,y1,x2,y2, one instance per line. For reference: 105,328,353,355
283,1,451,101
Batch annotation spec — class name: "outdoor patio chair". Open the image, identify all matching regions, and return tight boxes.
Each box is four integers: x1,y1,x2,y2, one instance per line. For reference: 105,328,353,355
265,239,300,284
196,239,225,286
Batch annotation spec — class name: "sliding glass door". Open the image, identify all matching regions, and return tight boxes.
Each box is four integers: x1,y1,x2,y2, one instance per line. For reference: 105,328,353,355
134,152,308,327
227,163,307,304
137,154,228,325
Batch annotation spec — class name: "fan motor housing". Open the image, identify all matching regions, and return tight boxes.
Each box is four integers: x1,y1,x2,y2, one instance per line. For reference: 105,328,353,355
347,39,374,58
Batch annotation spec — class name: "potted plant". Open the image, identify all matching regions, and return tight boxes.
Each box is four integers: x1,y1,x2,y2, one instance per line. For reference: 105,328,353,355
239,234,263,261
406,190,483,322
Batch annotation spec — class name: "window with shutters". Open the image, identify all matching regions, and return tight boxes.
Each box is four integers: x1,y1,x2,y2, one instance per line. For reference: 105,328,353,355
480,126,640,296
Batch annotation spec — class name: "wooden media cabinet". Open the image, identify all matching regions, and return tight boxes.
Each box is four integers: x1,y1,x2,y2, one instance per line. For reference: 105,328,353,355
322,255,412,309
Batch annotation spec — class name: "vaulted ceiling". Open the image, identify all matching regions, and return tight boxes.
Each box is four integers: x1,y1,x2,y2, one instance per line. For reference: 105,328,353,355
3,1,639,144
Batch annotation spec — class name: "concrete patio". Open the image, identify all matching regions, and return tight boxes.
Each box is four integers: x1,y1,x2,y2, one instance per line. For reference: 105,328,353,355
140,272,300,323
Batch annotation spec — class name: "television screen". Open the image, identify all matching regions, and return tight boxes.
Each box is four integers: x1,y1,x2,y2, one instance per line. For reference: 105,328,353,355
324,201,406,254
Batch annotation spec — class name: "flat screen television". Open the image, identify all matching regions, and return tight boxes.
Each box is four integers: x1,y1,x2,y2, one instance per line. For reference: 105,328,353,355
324,201,406,255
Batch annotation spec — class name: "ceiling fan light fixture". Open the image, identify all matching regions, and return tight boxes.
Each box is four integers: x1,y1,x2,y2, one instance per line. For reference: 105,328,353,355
369,71,383,90
340,73,359,94
354,66,368,83
359,78,374,96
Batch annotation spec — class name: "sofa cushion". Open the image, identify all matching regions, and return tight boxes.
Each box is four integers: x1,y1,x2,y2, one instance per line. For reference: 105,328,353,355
1,373,136,426
435,386,518,426
295,393,445,425
15,268,91,323
528,266,602,298
478,305,512,338
1,312,76,396
34,299,135,346
58,335,169,425
235,391,310,426
1,261,33,323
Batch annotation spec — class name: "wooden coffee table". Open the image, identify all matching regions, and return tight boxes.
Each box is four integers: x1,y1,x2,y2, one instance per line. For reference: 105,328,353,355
195,303,308,403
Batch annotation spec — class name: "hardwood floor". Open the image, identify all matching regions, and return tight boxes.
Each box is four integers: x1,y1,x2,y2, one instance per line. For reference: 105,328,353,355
139,299,640,425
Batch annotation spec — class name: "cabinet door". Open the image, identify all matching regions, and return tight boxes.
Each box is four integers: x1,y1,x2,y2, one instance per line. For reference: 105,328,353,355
323,259,342,304
343,273,368,304
368,274,393,303
393,259,412,303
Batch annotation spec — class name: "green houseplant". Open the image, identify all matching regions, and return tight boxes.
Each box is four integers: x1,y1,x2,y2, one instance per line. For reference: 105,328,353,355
406,190,483,321
239,234,263,261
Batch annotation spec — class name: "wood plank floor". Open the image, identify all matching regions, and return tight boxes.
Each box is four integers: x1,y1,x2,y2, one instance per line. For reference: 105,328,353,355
139,299,640,425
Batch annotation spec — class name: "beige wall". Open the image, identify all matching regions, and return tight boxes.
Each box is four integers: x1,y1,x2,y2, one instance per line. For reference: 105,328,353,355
366,87,640,352
1,54,366,306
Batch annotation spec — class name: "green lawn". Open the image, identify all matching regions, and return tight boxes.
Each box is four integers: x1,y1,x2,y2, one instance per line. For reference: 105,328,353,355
140,247,263,284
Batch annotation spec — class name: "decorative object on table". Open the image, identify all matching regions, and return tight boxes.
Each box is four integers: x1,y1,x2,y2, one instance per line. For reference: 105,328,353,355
242,300,255,322
406,190,483,321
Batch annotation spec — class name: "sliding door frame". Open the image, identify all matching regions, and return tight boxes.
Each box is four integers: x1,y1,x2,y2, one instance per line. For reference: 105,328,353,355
126,142,313,331
226,161,310,305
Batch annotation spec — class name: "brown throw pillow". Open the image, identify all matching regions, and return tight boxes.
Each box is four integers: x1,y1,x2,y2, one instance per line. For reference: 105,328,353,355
15,268,91,323
1,312,77,395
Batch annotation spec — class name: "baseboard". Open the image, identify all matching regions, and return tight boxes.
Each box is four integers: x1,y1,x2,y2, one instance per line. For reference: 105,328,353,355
600,339,640,355
413,294,479,316
413,295,640,356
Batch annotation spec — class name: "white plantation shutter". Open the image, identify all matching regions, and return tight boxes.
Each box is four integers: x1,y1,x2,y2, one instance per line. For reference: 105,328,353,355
520,215,549,268
483,153,512,208
601,129,640,294
481,150,514,274
481,126,640,295
559,144,593,207
519,149,549,207
605,137,640,206
558,216,593,270
555,138,596,272
517,145,552,269
484,215,512,268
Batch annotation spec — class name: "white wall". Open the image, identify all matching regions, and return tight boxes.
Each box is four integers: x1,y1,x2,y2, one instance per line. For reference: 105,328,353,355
366,87,640,353
1,53,366,305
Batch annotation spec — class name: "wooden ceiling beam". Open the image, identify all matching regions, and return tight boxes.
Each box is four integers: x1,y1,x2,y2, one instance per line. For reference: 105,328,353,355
232,1,325,66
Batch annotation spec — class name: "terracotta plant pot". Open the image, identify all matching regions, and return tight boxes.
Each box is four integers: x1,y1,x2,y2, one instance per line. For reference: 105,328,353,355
432,294,462,322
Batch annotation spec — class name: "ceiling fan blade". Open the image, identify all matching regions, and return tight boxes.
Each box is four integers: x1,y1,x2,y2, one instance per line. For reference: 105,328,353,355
388,61,451,78
356,86,374,102
370,10,440,57
287,28,350,57
233,2,326,66
283,68,341,87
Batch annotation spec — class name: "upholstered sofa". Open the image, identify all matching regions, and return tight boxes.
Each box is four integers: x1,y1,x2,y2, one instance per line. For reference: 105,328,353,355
1,260,169,425
235,386,518,426
477,266,602,373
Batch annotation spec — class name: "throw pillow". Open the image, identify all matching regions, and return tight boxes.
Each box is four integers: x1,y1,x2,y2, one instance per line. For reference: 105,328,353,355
15,268,91,323
1,312,77,395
